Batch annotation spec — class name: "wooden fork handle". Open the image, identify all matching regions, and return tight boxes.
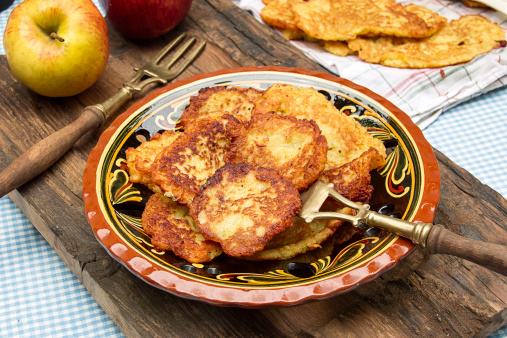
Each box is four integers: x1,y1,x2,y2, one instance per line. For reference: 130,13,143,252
426,224,507,276
0,106,105,199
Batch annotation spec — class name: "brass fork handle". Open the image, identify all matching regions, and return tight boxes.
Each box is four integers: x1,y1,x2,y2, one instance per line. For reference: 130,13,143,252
426,225,507,276
357,211,507,276
0,83,132,197
0,84,133,199
0,85,133,199
0,106,104,198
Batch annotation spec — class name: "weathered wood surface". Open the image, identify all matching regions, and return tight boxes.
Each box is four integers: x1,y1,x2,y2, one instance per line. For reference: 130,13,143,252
1,0,506,336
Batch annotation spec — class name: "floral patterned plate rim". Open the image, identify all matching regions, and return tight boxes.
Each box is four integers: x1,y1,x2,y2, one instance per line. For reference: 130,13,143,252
83,66,440,308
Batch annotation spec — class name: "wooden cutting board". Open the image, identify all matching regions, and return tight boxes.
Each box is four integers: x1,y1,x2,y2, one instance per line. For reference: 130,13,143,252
1,0,506,336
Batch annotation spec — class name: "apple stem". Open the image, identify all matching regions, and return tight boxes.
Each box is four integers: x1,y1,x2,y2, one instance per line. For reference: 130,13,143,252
50,32,65,42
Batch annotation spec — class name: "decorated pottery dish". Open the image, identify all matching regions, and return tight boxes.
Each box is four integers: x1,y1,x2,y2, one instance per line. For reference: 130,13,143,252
82,67,440,307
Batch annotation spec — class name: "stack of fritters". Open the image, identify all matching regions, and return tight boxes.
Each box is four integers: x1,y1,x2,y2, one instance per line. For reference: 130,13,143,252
126,85,387,263
260,0,505,68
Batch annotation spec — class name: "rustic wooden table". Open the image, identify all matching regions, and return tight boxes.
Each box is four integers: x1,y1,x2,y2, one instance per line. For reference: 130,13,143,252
0,0,506,336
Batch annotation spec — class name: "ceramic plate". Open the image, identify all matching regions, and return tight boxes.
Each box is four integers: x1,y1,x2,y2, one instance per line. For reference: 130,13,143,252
83,67,440,308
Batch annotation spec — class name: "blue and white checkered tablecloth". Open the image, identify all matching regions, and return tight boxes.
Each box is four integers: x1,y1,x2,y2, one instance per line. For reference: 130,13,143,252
0,0,506,337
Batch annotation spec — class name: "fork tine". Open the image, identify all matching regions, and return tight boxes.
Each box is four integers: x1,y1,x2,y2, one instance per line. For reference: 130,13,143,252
150,33,186,65
168,41,207,78
162,37,197,69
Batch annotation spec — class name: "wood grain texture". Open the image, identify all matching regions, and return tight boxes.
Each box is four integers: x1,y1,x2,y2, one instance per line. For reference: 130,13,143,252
427,224,507,276
0,0,506,337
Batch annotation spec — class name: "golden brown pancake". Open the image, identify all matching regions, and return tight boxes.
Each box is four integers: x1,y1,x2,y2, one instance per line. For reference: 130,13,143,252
189,163,301,257
260,0,302,34
226,112,328,191
347,15,505,68
125,130,181,192
290,0,446,41
259,0,322,41
180,86,264,130
142,192,223,263
252,84,387,173
402,4,447,36
151,119,237,205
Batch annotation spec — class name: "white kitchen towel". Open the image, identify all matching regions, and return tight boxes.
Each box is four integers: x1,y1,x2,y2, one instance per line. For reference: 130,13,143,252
233,0,507,129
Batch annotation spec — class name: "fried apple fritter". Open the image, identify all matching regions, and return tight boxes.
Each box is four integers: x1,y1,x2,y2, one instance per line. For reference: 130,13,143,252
151,119,237,205
260,0,302,35
259,0,321,41
347,15,506,68
142,192,223,263
125,130,181,192
290,0,447,41
227,112,327,191
189,163,301,257
180,86,264,130
402,4,448,36
252,84,387,173
319,147,382,203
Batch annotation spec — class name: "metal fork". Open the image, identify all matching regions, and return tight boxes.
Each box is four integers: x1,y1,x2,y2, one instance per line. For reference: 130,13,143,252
300,180,507,276
0,34,206,198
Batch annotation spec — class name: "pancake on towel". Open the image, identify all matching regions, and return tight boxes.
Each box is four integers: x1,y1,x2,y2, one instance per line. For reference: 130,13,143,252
347,15,506,68
125,130,181,192
180,86,264,130
321,4,447,57
227,112,328,191
290,0,446,41
142,192,223,263
260,0,302,36
189,163,301,257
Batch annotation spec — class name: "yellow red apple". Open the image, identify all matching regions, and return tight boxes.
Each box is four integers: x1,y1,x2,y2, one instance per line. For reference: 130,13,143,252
99,0,192,40
3,0,109,97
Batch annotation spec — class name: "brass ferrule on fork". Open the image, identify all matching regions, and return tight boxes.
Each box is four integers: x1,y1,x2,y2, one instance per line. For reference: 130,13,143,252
93,86,134,120
362,211,433,247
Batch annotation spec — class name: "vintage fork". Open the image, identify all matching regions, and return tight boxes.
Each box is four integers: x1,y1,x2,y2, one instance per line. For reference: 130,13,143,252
300,180,507,276
0,33,206,198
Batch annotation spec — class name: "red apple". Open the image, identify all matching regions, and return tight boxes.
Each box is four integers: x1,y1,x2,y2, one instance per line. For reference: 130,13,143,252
99,0,193,40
